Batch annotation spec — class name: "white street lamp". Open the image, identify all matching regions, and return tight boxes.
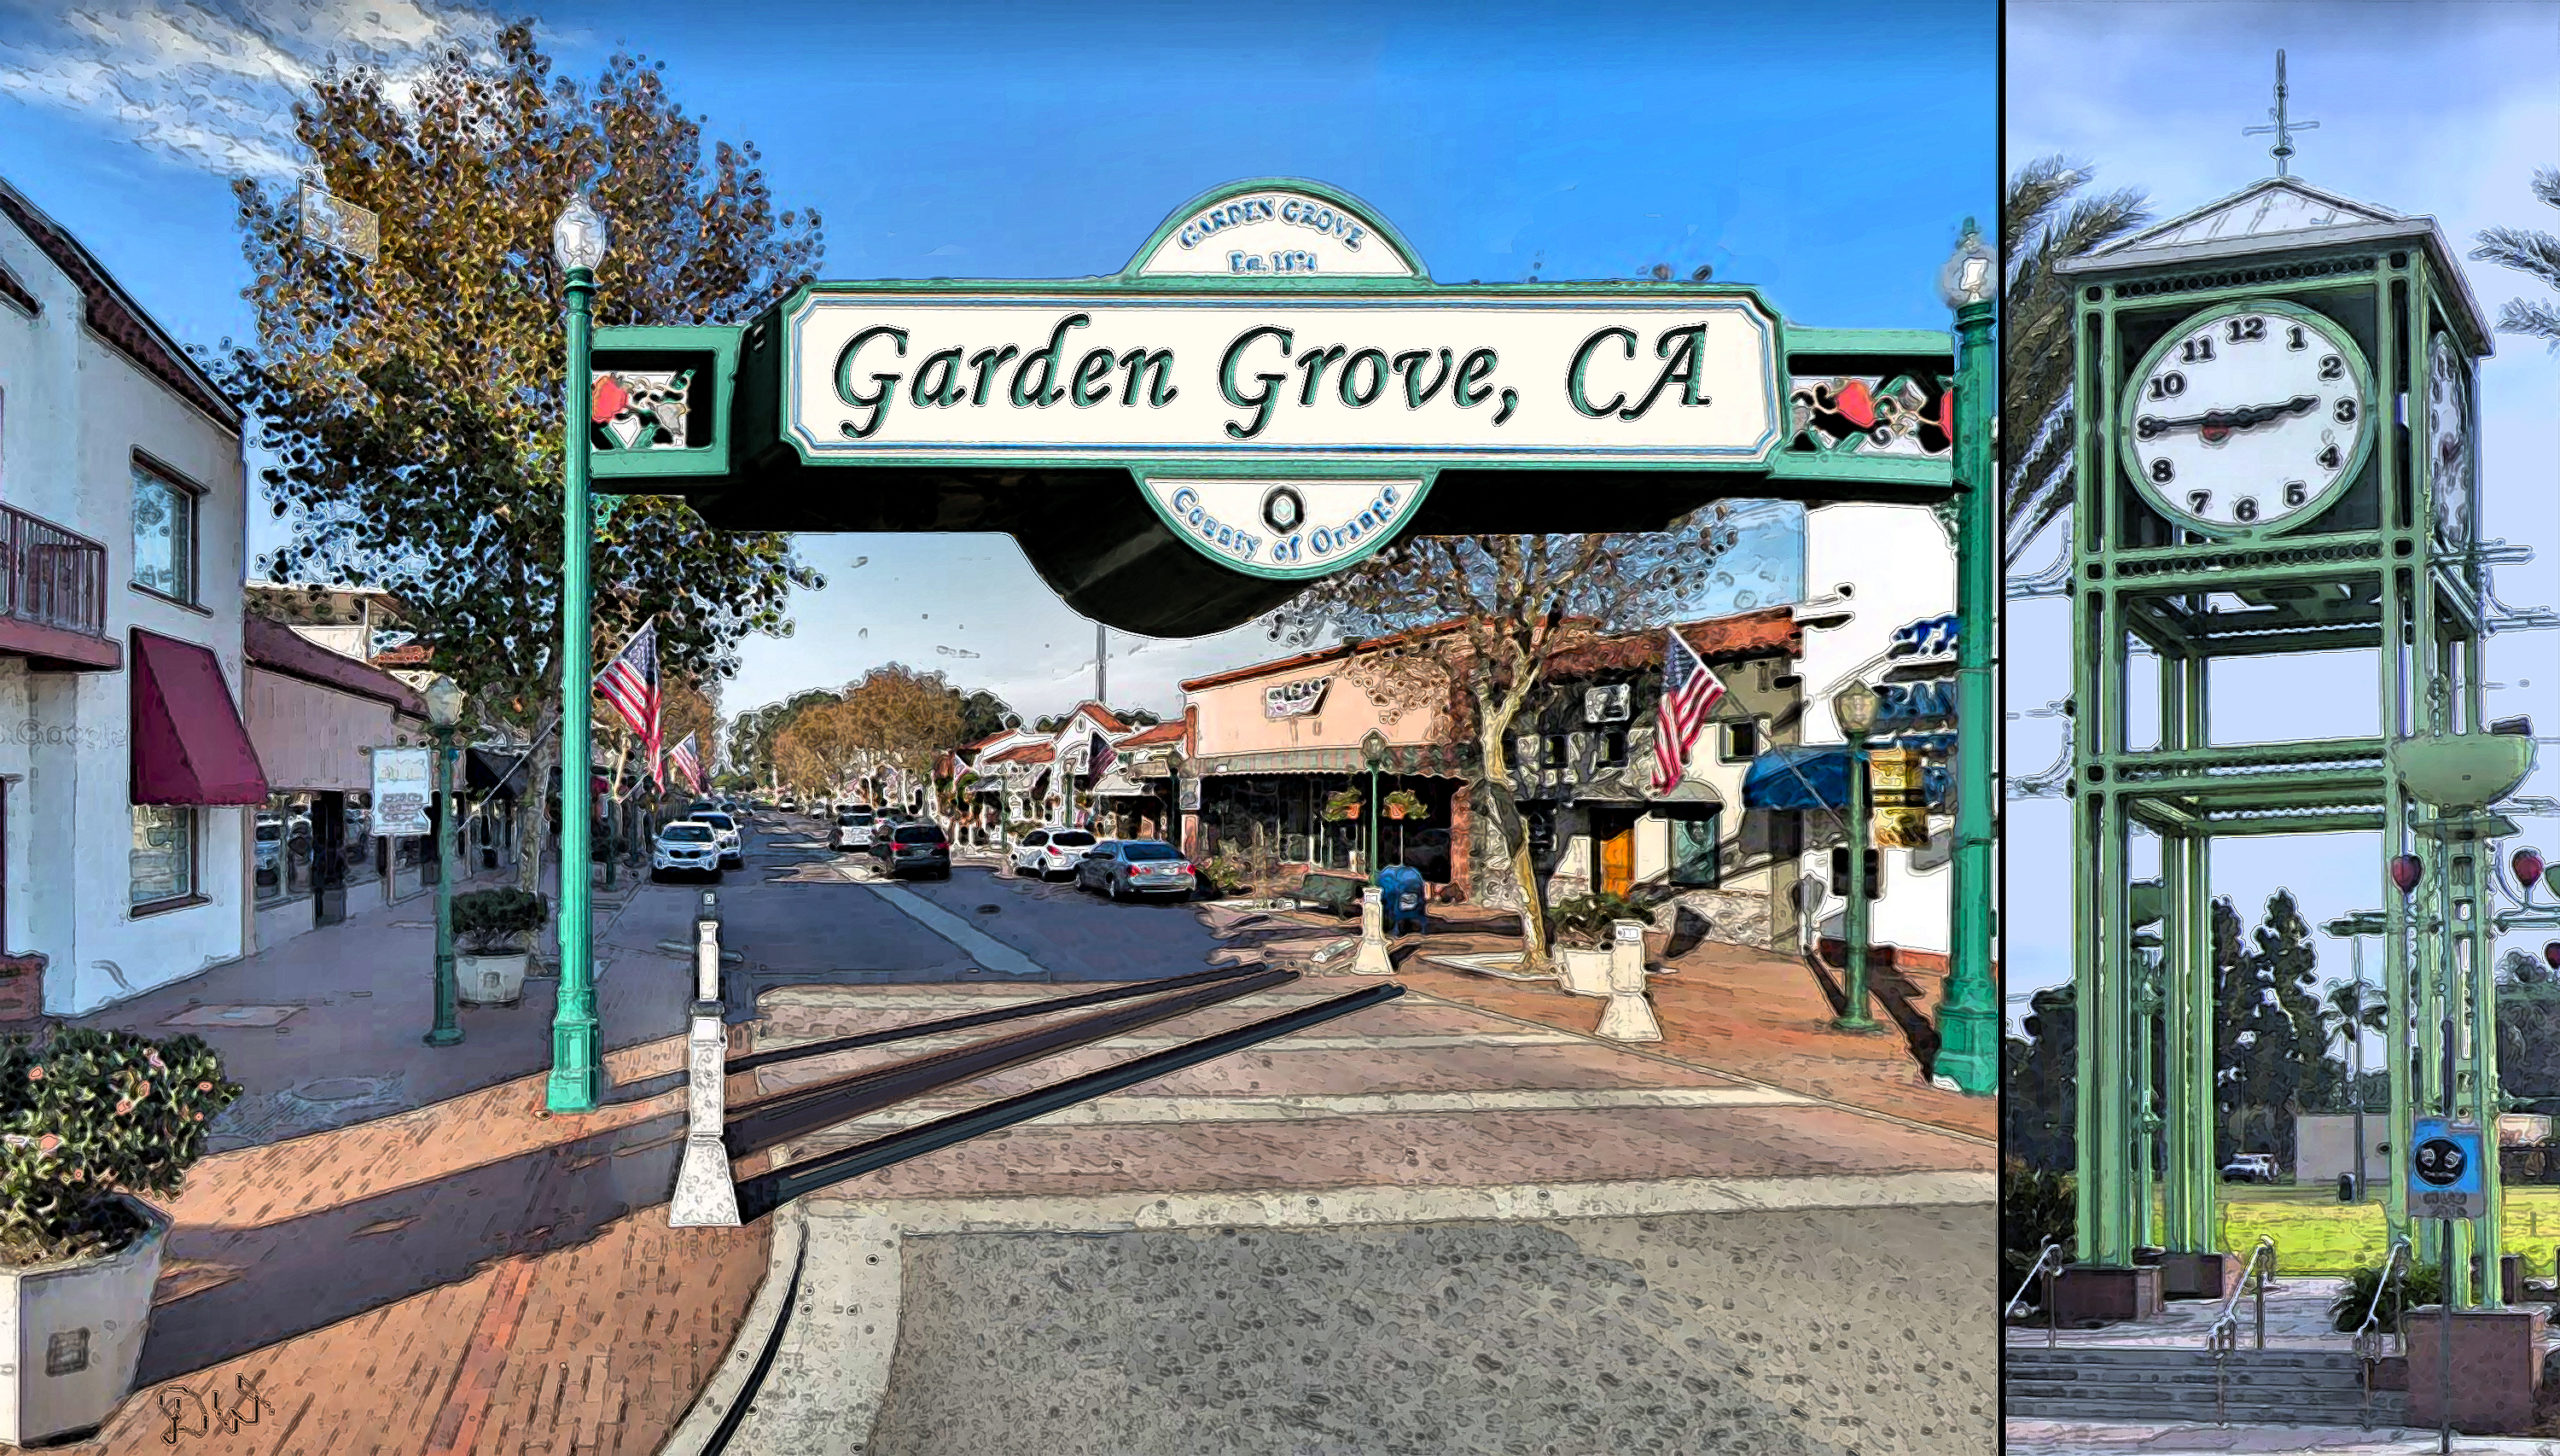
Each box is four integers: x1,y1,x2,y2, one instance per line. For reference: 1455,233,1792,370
1937,218,1994,310
552,195,610,274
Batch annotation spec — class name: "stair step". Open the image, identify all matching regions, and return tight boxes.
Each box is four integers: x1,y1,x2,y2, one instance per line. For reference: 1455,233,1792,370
2005,1378,2365,1403
2006,1397,2399,1427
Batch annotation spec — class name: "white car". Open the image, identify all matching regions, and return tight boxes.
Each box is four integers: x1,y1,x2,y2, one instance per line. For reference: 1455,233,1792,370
689,811,744,868
2220,1154,2279,1184
1010,826,1097,881
652,821,723,881
834,807,877,851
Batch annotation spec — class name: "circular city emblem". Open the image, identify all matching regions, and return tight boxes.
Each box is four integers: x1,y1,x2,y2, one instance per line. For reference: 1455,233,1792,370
2414,1137,2468,1186
1262,486,1305,534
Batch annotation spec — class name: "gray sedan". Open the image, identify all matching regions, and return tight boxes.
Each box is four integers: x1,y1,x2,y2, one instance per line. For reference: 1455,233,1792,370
1073,839,1196,902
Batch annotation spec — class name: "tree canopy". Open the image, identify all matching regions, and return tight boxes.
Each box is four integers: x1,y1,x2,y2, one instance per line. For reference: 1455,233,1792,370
2472,166,2560,350
207,23,824,889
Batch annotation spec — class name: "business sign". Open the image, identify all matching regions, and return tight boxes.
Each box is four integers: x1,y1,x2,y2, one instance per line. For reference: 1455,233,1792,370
1875,678,1957,730
1868,747,1930,849
1585,684,1633,724
1888,613,1960,661
2409,1116,2487,1220
1266,677,1333,719
1178,777,1202,812
371,747,432,837
1134,185,1419,279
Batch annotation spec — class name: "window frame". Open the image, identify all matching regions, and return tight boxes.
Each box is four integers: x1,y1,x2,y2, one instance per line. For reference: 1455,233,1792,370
1669,808,1723,890
129,803,204,916
127,452,205,609
1719,720,1761,764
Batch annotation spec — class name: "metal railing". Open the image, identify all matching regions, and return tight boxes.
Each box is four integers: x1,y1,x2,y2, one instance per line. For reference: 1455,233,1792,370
2354,1236,2413,1430
0,503,108,639
2207,1236,2280,1427
2004,1239,2065,1349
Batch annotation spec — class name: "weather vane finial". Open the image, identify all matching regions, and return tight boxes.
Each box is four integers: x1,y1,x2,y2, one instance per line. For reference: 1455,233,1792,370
2242,48,2319,177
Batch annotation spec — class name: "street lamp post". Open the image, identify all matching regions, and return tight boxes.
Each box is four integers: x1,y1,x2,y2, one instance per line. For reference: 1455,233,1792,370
1165,748,1188,858
424,674,468,1048
1833,679,1882,1033
1362,730,1389,879
1935,218,2001,1096
548,194,608,1114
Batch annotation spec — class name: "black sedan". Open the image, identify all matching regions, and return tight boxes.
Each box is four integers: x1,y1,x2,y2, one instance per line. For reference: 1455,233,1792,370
878,821,951,879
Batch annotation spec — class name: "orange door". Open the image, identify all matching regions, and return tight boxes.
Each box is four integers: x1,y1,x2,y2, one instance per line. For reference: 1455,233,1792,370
1599,817,1636,897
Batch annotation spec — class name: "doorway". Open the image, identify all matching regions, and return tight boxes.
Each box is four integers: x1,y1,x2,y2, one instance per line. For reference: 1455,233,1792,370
1593,810,1637,898
313,790,347,926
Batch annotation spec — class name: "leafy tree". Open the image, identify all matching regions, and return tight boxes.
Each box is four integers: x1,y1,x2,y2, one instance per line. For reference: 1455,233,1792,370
207,24,824,896
840,665,967,793
1273,519,1736,968
2471,167,2560,349
2004,985,2078,1173
2213,890,2341,1170
2003,156,2151,561
729,688,843,787
956,690,1017,745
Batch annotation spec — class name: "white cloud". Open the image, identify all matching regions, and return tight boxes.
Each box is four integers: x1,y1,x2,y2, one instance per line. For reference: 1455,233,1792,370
0,0,508,181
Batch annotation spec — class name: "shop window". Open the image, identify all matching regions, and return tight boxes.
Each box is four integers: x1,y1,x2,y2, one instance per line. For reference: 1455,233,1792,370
256,792,316,905
130,458,198,604
342,792,379,887
1671,810,1723,889
130,804,195,910
1543,734,1571,770
1720,721,1760,762
1596,729,1628,767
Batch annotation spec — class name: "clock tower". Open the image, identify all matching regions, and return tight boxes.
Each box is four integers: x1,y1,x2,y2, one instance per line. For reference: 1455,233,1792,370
2051,148,2495,1314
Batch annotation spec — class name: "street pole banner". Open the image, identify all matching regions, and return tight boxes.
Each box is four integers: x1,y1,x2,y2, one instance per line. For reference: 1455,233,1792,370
372,747,432,836
1869,747,1930,849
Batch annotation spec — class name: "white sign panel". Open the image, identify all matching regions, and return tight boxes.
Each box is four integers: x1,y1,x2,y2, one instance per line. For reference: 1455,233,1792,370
1134,187,1417,278
784,294,1783,466
1266,677,1333,719
371,747,432,837
1144,477,1424,579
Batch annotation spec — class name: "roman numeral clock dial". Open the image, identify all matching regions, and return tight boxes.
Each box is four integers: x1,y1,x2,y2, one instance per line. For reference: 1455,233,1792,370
2121,300,2372,537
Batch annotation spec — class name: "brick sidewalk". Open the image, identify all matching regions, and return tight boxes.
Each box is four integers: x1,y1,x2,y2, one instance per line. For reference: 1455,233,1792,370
26,1037,775,1456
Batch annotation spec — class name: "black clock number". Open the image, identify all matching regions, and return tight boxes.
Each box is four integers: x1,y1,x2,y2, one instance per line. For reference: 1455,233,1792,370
2286,325,2307,351
2147,371,2187,400
2225,316,2267,344
2318,443,2343,471
2233,497,2259,523
2181,336,2217,364
2283,480,2308,507
2333,397,2358,424
2319,354,2344,381
2150,458,2175,484
2187,490,2212,514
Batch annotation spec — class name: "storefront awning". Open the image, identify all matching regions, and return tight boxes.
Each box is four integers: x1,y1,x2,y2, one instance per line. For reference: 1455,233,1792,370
467,748,526,796
1194,745,1467,779
131,629,270,805
1741,745,1950,811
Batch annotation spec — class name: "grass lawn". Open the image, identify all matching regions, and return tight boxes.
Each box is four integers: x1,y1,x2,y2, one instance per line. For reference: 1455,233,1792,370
2205,1185,2560,1275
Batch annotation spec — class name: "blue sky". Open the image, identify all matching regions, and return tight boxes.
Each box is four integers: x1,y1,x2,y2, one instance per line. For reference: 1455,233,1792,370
2005,0,2560,1040
0,0,1993,735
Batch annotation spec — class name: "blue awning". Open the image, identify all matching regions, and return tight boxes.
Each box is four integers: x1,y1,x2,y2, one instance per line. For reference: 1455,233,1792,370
1741,745,1952,811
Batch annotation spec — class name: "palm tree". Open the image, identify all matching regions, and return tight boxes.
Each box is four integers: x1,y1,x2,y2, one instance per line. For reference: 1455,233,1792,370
2003,157,2152,563
2471,168,2560,349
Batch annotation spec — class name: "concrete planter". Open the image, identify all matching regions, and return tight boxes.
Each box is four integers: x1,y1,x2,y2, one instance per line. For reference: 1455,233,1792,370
458,951,530,1007
0,1194,170,1447
1556,945,1614,997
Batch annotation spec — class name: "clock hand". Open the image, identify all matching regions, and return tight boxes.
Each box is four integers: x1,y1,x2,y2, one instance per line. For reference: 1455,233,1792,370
2139,396,2324,443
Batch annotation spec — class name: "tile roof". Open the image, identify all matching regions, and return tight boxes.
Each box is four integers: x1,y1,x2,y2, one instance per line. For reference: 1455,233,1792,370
1056,701,1129,732
1178,619,1465,693
371,643,432,667
1117,721,1189,749
983,742,1056,765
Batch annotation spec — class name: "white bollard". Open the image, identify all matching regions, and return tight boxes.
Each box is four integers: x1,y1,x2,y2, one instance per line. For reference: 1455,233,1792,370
1595,919,1662,1042
1353,886,1395,976
670,908,741,1227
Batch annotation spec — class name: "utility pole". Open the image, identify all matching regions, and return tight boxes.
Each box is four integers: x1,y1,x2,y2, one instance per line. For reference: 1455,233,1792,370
1096,622,1107,706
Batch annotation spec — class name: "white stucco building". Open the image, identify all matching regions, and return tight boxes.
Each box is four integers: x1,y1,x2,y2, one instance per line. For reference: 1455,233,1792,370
1789,500,1956,969
0,176,264,1016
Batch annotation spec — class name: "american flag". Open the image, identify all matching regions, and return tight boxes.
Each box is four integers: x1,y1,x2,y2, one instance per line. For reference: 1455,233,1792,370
1649,626,1726,794
666,733,704,794
594,619,662,785
1088,730,1117,779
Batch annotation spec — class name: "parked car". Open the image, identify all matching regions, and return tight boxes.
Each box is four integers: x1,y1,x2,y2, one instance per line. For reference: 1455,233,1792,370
689,810,744,868
777,798,797,812
1010,827,1097,880
1074,839,1197,902
879,821,951,880
865,814,919,866
834,806,877,851
652,821,724,882
2220,1154,2279,1184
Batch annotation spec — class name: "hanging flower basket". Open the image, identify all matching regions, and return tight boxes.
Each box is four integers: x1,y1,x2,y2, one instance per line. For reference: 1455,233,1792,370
1322,788,1364,822
1383,789,1427,821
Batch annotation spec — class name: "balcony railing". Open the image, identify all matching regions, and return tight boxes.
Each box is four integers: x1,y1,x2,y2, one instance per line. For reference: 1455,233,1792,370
2,503,108,640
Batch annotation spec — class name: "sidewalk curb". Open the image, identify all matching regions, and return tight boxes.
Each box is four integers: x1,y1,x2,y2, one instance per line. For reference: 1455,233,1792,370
655,1201,808,1456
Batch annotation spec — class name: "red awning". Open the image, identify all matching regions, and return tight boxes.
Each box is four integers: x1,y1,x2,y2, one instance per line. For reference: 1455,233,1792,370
131,630,270,805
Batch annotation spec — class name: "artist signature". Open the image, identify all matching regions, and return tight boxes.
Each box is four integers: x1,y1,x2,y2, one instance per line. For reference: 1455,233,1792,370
159,1373,266,1444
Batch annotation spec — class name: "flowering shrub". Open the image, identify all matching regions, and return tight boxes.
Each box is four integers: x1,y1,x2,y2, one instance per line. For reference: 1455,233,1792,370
0,1029,242,1264
452,888,550,955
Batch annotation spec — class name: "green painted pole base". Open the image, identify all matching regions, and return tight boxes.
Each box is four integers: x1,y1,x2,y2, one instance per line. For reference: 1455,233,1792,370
424,1026,463,1049
1933,1001,2001,1095
546,1020,602,1112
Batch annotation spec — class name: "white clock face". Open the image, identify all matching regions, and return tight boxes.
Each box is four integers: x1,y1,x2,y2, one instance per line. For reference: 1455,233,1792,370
2427,331,2473,545
2122,302,2372,536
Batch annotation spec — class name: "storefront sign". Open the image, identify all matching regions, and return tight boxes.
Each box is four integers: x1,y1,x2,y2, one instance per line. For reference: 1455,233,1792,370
1874,678,1955,730
1178,778,1202,812
1135,186,1418,279
1867,747,1930,849
1266,677,1333,719
371,747,431,837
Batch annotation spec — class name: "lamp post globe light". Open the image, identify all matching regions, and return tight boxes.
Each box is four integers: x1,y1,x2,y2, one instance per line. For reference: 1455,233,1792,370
549,195,608,1114
1932,216,2002,1097
424,674,467,1048
1831,679,1881,1034
1362,729,1390,878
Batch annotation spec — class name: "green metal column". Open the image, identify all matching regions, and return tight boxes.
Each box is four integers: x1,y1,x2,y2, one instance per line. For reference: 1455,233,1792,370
548,263,603,1114
1841,739,1877,1032
1937,292,2000,1096
2186,830,2219,1253
426,732,462,1047
2466,634,2505,1306
2161,828,2193,1253
2095,785,2135,1265
2068,291,2111,1264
